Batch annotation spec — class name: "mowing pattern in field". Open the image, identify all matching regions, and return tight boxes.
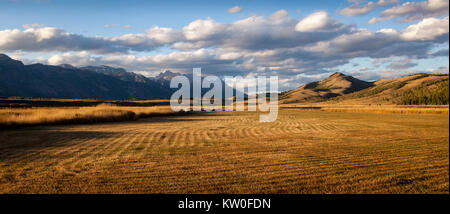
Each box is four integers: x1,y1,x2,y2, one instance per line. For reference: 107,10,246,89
0,109,448,193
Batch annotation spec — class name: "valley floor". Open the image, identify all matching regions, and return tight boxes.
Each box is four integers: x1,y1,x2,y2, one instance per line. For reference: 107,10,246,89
0,109,448,193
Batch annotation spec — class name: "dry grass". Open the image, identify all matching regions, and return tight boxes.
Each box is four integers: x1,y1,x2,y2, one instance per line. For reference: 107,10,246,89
0,104,177,128
281,104,449,115
0,109,448,193
321,106,449,115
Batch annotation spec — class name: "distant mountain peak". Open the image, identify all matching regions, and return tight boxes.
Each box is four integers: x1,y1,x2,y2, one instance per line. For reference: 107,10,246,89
98,65,120,69
0,53,173,99
329,72,346,78
162,70,174,74
0,53,11,59
155,70,180,81
81,65,127,73
58,64,77,69
0,53,24,67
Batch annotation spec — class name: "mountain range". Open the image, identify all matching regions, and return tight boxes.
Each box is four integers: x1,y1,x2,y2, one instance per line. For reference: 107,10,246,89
1,53,448,104
0,53,184,100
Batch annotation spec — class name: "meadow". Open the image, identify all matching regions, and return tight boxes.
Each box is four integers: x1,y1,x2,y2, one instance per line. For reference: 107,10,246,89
282,104,449,115
0,105,448,193
0,104,178,128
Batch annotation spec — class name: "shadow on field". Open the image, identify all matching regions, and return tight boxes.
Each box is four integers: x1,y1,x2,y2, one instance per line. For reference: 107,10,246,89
0,129,118,162
0,99,170,108
0,111,223,161
0,110,222,130
133,111,225,124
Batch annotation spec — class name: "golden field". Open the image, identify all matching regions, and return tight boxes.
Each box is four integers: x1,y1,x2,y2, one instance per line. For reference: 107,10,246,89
0,104,448,193
0,104,178,128
281,104,449,115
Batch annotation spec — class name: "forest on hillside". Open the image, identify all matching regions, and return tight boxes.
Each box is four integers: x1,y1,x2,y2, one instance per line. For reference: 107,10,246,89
398,79,449,105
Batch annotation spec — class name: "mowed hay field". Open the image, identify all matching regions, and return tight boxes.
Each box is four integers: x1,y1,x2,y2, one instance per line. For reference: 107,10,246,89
0,109,448,193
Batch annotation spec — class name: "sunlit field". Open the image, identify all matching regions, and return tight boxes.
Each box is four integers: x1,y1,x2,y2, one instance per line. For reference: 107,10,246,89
0,104,177,128
282,104,449,115
0,107,448,193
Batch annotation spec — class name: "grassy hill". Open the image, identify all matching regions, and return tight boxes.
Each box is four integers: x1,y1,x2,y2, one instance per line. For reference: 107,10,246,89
327,73,449,105
281,72,374,103
281,72,449,105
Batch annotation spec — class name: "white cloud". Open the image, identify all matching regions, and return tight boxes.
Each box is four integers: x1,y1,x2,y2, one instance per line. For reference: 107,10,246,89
183,19,227,41
401,16,449,41
341,2,376,16
47,51,95,66
0,26,183,53
376,0,400,6
1,10,448,89
145,26,184,43
270,10,289,20
179,13,350,52
227,6,242,14
340,0,399,16
0,27,118,53
295,11,343,32
369,0,449,24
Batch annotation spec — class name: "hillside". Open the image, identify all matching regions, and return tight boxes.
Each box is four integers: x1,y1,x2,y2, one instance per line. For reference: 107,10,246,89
327,73,449,105
281,72,449,105
281,72,374,103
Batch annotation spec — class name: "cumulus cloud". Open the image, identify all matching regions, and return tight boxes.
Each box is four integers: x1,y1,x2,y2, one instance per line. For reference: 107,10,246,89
145,26,185,43
180,12,351,52
183,18,227,41
9,10,441,59
400,16,449,41
369,0,449,24
299,24,445,71
341,2,377,16
1,10,448,90
270,9,289,20
340,0,399,16
47,51,98,66
295,11,344,32
227,6,242,14
42,49,247,77
0,26,183,53
0,27,124,53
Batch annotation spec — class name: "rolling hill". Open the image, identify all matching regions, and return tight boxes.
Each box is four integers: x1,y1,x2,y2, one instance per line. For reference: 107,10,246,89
327,73,449,105
281,72,374,103
281,72,449,105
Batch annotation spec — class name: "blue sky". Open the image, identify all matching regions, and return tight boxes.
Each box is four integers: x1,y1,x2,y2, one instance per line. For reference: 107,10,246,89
0,0,411,34
0,0,448,90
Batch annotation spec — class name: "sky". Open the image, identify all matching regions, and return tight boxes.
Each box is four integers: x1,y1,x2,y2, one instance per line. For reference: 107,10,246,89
0,0,448,90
